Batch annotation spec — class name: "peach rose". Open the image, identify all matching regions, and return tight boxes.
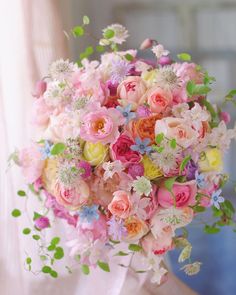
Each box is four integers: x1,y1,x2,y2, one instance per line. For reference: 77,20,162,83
123,216,149,242
117,76,147,108
108,190,132,219
157,180,197,208
141,231,173,256
141,86,172,114
128,114,161,144
155,117,198,148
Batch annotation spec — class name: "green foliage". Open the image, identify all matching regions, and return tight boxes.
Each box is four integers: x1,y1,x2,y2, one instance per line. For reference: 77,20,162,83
177,53,192,61
17,190,26,197
26,257,32,265
50,270,58,278
33,212,42,221
128,244,142,252
81,264,90,275
32,234,40,241
124,53,134,61
96,45,105,53
155,133,164,145
170,139,177,149
51,237,60,245
179,155,191,174
114,251,129,256
42,266,51,273
97,261,110,272
204,225,220,234
85,46,94,56
22,228,31,235
47,244,56,251
11,209,21,217
186,80,211,97
103,29,115,39
193,206,206,213
72,26,84,37
54,247,64,260
50,143,66,156
164,177,177,192
203,72,216,85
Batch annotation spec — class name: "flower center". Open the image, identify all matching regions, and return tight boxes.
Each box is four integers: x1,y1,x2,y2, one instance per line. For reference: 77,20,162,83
92,118,105,132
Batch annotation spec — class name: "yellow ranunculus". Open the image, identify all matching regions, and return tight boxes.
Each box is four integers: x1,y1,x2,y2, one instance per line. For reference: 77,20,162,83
141,70,158,87
142,155,163,180
199,148,223,172
42,158,59,194
83,141,108,166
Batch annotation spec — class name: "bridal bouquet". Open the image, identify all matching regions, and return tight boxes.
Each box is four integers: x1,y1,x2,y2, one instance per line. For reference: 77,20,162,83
10,17,236,284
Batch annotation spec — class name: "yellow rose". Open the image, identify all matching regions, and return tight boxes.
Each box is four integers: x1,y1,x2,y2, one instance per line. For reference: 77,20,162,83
83,141,109,166
42,158,59,194
142,155,163,180
123,216,149,242
199,148,223,172
141,70,157,87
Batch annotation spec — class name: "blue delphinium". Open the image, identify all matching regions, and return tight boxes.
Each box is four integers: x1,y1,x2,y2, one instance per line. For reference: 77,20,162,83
116,104,136,123
78,205,100,223
39,140,53,160
131,137,152,155
210,189,225,209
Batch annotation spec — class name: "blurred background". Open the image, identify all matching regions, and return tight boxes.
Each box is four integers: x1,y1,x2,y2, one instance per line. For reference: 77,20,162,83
1,1,236,294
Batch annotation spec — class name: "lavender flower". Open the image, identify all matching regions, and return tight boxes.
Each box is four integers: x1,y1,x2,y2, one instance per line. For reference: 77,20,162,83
185,160,198,181
110,59,133,84
107,217,127,241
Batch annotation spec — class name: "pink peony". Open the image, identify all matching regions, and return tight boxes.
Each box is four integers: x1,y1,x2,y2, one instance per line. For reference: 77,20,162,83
110,134,142,165
108,190,132,219
80,106,124,144
19,145,45,183
141,86,173,114
158,180,197,208
117,76,147,107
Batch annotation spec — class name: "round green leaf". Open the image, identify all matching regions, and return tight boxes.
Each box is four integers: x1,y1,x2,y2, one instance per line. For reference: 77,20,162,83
50,143,66,156
72,26,84,37
42,266,51,273
11,209,21,218
81,264,90,275
50,270,58,278
54,247,64,260
22,228,31,235
26,257,32,264
32,234,40,241
103,29,115,39
85,46,94,56
97,261,110,272
128,244,142,252
51,237,60,245
17,190,26,197
96,45,105,53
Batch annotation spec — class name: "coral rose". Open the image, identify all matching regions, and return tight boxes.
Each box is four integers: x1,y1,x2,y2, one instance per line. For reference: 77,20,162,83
108,190,132,219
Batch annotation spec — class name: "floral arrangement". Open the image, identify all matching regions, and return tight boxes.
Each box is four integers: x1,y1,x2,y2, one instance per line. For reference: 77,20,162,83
10,16,236,284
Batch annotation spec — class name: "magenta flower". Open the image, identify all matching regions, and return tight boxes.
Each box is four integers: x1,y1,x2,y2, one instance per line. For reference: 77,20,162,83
35,216,50,230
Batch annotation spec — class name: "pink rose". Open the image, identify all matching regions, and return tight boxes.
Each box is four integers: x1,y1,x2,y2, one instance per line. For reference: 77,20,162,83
117,76,147,107
110,134,142,164
80,106,124,144
141,86,172,114
54,180,90,210
19,145,45,183
155,117,198,148
141,231,173,256
108,190,132,219
157,180,197,208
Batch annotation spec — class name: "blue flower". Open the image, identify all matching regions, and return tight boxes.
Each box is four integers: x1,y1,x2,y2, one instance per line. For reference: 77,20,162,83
78,205,100,223
210,189,225,209
195,171,206,189
39,141,53,159
116,104,136,123
131,137,152,155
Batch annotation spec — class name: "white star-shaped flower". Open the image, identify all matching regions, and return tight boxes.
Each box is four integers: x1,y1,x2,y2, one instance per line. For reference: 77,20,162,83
102,160,124,180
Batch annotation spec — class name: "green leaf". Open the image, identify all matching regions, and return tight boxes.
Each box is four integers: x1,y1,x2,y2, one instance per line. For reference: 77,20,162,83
33,212,42,221
97,261,110,272
83,15,90,25
17,190,26,197
54,247,64,260
72,26,84,37
221,200,235,218
50,143,66,156
204,225,220,234
85,46,94,56
152,146,164,153
135,270,147,273
114,251,129,256
128,244,142,252
225,89,236,99
26,257,32,264
47,244,56,251
40,255,47,261
177,53,192,61
155,133,164,144
50,270,58,278
203,72,216,85
212,206,223,218
103,29,115,39
124,53,134,61
81,264,90,275
22,228,31,235
11,209,21,218
96,45,105,53
193,206,206,213
186,80,195,96
42,266,51,273
194,84,211,95
201,99,217,120
179,155,191,174
109,239,120,244
51,237,60,245
164,177,177,192
32,234,40,240
170,139,177,149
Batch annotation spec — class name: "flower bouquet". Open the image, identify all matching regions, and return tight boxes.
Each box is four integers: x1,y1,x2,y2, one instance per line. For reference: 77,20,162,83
10,16,236,284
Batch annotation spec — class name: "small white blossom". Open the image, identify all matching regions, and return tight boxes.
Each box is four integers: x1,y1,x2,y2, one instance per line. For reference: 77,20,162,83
152,44,169,59
132,176,152,196
49,59,77,81
44,81,72,107
102,160,124,180
151,267,168,284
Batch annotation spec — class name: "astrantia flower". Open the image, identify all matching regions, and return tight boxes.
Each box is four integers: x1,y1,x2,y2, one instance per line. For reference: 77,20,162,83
102,160,124,180
210,189,224,209
155,66,180,90
107,217,127,240
65,138,83,158
132,176,152,196
152,44,169,59
103,24,129,44
57,161,79,187
110,60,133,84
78,205,100,223
72,96,89,110
116,104,136,123
49,59,76,81
181,262,202,276
39,140,53,160
44,81,72,107
131,137,152,155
